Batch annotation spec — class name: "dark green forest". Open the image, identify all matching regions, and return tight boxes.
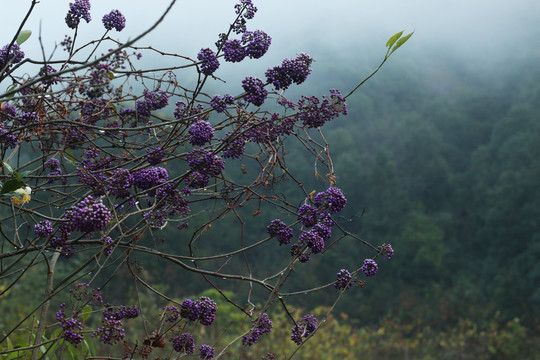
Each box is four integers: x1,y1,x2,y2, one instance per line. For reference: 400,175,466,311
2,41,539,358
132,48,540,327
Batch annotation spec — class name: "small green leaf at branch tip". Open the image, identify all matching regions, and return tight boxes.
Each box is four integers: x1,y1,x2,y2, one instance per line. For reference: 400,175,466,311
16,30,32,45
386,31,404,48
82,305,93,322
391,32,414,54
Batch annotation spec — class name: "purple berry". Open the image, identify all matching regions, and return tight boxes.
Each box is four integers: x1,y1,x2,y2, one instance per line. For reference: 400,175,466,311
361,259,378,277
102,9,126,31
65,0,92,29
171,333,195,354
291,314,317,345
197,48,220,76
334,269,353,290
242,76,267,107
188,121,215,146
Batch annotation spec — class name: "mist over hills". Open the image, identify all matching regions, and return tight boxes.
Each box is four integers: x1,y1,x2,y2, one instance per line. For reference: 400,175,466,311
4,0,540,336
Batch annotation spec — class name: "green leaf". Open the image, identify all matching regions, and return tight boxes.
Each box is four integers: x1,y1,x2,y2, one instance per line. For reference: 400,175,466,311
16,30,32,45
386,31,404,48
6,336,14,350
81,305,93,322
391,32,414,54
0,178,24,195
63,150,77,166
106,71,115,80
82,336,97,356
67,341,76,358
12,170,21,181
18,170,31,179
3,161,14,174
5,84,18,98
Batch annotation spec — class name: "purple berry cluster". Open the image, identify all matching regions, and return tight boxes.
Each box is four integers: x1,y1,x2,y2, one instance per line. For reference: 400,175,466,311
171,333,195,354
56,303,84,346
225,1,258,36
34,220,54,238
146,147,165,165
0,43,25,70
296,89,348,128
234,0,257,20
185,171,210,189
286,188,346,262
17,111,38,125
313,187,348,214
199,344,215,359
0,104,16,120
77,166,107,195
381,243,394,260
102,236,113,256
69,282,103,305
242,76,267,107
198,296,218,326
106,168,133,198
361,258,378,277
53,235,70,254
299,230,325,254
65,0,92,29
45,158,65,184
267,219,294,245
210,94,235,113
242,313,273,346
158,188,193,217
180,296,217,326
186,149,225,177
92,314,125,345
64,196,112,233
266,53,313,90
103,305,140,320
63,125,86,148
133,167,168,190
241,30,271,59
136,90,169,117
297,204,318,227
81,98,110,123
245,113,294,144
291,314,317,345
163,305,181,322
334,269,353,290
0,124,18,148
222,131,247,159
223,39,246,63
38,65,60,85
83,64,114,98
313,213,334,241
189,121,215,146
197,48,220,76
102,9,126,31
60,35,73,52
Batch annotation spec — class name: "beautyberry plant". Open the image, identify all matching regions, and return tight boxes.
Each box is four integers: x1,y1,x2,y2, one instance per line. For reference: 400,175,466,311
0,0,411,358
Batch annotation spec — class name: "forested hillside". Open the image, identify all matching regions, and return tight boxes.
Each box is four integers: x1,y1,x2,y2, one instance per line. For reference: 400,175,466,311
73,47,540,330
2,34,539,358
320,49,540,327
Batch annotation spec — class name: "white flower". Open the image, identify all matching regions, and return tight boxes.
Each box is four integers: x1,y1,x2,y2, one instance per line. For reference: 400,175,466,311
12,186,31,205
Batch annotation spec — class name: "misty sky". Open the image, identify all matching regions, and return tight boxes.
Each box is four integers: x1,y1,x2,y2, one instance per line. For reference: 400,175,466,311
4,0,540,90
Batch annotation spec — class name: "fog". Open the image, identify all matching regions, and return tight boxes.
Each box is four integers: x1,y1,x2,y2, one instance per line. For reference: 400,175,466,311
5,0,540,70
